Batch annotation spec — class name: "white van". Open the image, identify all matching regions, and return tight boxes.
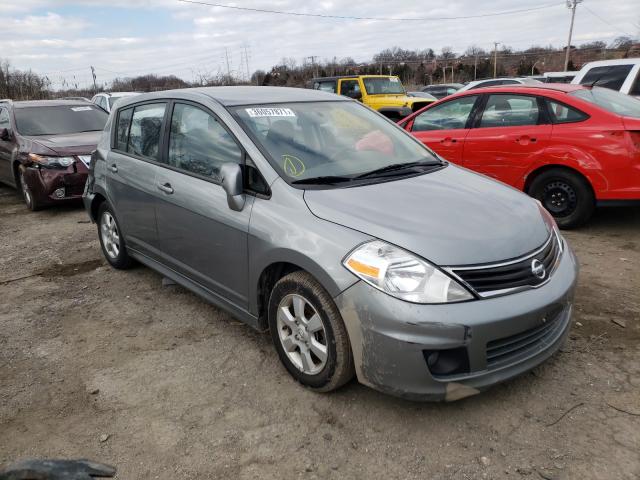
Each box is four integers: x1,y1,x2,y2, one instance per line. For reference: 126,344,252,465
572,58,640,97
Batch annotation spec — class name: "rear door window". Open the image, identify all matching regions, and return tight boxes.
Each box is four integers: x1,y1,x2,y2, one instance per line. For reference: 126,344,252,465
0,108,10,130
127,103,166,160
479,94,540,128
314,81,336,93
339,80,360,97
579,65,633,91
115,107,133,151
412,95,479,131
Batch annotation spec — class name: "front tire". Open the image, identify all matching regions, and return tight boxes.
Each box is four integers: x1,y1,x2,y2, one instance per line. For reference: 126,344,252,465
19,167,41,211
97,202,133,269
529,168,595,229
268,271,354,392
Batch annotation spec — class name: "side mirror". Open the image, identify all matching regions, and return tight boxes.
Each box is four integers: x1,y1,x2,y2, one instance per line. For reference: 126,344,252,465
220,162,246,211
0,128,10,141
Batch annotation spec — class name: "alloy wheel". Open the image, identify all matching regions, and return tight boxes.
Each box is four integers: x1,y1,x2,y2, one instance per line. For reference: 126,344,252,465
276,293,328,375
100,211,121,259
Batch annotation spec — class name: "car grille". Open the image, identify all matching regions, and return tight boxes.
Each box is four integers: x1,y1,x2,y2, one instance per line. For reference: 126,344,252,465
485,306,564,369
449,233,562,297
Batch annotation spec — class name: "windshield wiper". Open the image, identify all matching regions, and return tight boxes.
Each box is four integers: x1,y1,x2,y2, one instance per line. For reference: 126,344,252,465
291,175,354,185
354,160,443,179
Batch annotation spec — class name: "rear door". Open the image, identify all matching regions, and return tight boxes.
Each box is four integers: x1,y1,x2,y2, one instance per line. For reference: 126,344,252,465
405,94,480,163
463,93,552,187
154,101,253,309
105,102,166,257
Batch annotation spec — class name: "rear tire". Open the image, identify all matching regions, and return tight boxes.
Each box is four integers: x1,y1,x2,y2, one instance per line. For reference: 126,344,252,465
97,202,133,269
529,168,595,229
268,271,354,392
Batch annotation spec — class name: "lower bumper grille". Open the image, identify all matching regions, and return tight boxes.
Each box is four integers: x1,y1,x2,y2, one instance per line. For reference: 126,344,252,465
486,306,564,369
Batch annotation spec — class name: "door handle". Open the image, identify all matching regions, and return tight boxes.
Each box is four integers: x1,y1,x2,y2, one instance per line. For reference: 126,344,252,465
440,137,458,144
157,182,174,194
109,164,118,173
515,136,537,144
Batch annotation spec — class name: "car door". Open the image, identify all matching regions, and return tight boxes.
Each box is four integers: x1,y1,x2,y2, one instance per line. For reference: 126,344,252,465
154,101,253,309
462,93,552,187
405,95,480,163
0,107,15,185
105,102,166,257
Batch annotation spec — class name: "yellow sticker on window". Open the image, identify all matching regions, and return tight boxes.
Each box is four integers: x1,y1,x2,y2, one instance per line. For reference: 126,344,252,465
282,154,305,177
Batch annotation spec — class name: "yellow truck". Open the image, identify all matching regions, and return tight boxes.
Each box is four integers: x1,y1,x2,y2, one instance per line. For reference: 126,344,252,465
310,75,435,119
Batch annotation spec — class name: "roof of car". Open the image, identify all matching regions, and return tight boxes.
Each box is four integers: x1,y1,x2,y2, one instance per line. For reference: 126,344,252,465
10,99,100,109
579,58,640,68
453,83,586,95
125,86,347,107
311,75,399,81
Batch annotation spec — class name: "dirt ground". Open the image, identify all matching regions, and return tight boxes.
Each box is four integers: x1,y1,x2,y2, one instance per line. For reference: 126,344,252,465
0,183,638,480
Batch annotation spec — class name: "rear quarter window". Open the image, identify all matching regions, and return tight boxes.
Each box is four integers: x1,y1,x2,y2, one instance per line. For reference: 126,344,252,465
115,107,133,151
546,99,588,124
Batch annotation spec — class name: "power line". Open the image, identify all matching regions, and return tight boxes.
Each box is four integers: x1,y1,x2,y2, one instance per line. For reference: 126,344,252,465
177,0,561,22
582,4,635,37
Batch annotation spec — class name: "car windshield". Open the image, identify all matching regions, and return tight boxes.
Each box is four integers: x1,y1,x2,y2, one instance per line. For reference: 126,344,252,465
570,87,640,118
15,105,108,135
232,101,441,185
362,77,405,95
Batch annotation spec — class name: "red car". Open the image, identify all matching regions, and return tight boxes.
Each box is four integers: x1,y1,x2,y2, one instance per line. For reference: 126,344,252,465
399,84,640,228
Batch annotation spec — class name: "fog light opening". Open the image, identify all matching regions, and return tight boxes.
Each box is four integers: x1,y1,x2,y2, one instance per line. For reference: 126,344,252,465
53,187,66,199
423,347,470,377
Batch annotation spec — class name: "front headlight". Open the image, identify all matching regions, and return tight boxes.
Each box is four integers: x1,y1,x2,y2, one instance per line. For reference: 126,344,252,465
343,240,474,304
28,153,75,168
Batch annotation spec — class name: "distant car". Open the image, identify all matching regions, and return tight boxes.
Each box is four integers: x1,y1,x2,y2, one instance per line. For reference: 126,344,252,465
83,86,577,401
572,58,640,98
61,96,91,102
400,83,640,228
542,71,578,84
457,77,543,93
420,83,463,99
310,75,435,119
0,99,108,210
91,92,140,113
407,91,438,100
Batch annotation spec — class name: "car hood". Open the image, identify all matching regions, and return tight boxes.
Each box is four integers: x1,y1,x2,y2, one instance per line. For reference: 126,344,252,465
25,131,102,156
303,165,551,266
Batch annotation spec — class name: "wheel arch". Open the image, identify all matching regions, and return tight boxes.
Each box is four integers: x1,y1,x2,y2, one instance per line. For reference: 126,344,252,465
89,192,107,222
524,164,597,198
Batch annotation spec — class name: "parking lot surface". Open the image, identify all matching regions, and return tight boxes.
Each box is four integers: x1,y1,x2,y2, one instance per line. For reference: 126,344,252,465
0,184,638,479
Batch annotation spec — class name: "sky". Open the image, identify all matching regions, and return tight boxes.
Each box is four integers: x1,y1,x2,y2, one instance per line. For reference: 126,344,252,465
2,0,639,90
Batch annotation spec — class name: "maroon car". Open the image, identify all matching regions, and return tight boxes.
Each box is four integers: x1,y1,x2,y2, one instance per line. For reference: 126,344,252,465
0,99,108,210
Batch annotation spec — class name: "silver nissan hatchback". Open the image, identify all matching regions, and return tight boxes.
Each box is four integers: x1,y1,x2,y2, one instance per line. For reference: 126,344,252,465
84,86,578,401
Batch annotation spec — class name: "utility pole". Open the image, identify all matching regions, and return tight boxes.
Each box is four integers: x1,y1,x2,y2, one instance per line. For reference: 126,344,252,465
564,0,582,71
242,44,251,83
474,54,478,80
307,56,319,78
90,66,97,93
493,42,499,78
224,48,231,83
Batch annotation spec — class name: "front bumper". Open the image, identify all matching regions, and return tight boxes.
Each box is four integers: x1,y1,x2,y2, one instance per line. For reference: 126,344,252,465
23,163,89,205
335,243,579,401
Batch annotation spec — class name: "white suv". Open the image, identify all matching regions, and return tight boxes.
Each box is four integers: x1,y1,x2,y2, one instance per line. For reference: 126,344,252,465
572,58,640,98
91,91,140,113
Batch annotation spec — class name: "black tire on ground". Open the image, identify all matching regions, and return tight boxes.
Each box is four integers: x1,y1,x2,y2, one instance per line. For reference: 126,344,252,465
268,271,354,392
528,168,595,229
18,166,41,211
97,202,133,269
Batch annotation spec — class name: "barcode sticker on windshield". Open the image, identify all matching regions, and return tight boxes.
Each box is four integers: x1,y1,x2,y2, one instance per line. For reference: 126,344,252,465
389,77,399,82
71,106,93,112
245,107,296,118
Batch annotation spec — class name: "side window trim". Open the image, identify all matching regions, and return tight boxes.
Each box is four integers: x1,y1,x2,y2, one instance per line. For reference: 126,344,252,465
110,100,168,165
